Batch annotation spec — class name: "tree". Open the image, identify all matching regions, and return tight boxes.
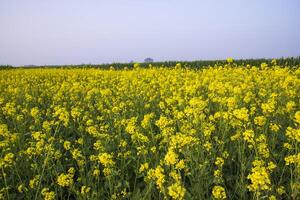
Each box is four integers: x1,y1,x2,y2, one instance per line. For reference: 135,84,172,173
144,58,154,63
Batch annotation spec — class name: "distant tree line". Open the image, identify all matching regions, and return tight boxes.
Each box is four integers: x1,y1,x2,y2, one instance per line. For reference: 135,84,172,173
0,65,13,70
4,56,300,70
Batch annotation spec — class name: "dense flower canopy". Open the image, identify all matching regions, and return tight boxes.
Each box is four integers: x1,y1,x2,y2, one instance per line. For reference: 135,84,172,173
0,63,299,199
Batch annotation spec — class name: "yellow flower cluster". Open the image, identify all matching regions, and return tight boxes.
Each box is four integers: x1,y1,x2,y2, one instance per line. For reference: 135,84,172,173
212,185,226,199
41,188,55,200
57,167,75,187
80,185,91,195
0,152,14,168
147,165,165,192
247,160,271,192
168,182,186,200
285,153,300,166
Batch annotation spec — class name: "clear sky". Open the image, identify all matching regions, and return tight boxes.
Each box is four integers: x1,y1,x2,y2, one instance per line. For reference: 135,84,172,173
0,0,299,66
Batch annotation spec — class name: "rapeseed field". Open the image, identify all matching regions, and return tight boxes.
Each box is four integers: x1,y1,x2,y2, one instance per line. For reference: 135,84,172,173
0,61,299,199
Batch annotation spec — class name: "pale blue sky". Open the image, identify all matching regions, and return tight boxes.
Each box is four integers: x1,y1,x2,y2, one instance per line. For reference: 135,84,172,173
0,0,299,66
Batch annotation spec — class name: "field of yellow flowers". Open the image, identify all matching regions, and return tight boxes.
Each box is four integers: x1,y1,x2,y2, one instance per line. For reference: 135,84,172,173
0,61,299,200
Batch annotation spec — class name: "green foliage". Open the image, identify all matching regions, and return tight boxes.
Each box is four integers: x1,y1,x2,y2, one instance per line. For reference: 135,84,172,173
0,65,13,70
15,56,300,69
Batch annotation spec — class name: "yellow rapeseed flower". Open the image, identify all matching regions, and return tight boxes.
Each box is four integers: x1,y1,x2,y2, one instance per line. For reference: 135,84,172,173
212,185,226,199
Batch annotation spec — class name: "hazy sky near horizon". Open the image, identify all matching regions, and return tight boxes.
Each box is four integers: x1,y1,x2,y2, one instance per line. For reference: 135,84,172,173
0,0,299,66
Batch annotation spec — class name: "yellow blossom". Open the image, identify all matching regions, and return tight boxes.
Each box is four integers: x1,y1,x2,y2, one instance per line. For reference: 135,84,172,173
212,185,226,199
168,182,186,200
41,188,55,200
57,168,75,187
139,163,149,173
164,149,178,166
81,186,91,195
63,140,71,150
247,160,271,192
